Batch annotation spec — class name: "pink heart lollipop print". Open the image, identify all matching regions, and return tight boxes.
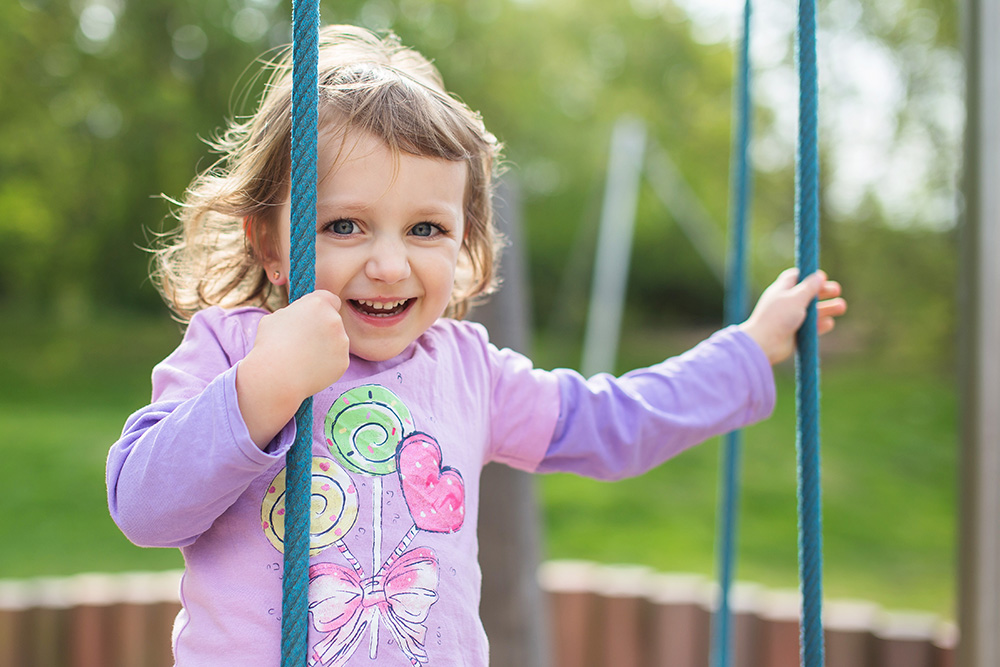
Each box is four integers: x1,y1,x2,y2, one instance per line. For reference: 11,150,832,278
396,433,465,534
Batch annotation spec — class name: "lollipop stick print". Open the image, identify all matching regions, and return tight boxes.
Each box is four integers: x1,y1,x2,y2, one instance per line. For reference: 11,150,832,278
379,432,466,577
260,457,362,576
325,385,414,661
370,475,382,659
380,525,421,574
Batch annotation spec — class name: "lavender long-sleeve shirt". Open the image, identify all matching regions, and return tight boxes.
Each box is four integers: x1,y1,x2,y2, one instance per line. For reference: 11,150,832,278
107,306,774,666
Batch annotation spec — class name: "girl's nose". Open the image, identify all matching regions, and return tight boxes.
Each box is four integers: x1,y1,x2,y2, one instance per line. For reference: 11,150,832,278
365,237,411,284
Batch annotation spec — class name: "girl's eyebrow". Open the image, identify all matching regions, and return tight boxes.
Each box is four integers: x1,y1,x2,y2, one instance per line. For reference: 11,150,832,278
411,203,463,219
317,200,462,219
317,201,369,216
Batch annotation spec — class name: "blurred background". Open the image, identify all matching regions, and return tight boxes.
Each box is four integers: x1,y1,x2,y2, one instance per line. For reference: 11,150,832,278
1,0,958,619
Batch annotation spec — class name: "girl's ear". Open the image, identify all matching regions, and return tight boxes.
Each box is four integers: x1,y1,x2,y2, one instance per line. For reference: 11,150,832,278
262,249,287,287
265,266,287,287
245,216,288,286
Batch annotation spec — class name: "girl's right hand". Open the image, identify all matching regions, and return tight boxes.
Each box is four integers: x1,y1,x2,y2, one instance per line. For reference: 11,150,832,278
236,290,351,449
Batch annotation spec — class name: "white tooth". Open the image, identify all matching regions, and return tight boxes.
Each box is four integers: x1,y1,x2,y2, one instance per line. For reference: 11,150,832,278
356,299,407,312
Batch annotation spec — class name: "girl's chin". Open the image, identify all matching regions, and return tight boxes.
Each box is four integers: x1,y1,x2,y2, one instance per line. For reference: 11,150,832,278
342,298,450,362
345,329,417,362
349,345,408,363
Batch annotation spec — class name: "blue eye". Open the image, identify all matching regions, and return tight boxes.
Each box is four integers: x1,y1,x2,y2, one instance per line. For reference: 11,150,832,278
411,222,440,237
329,219,356,235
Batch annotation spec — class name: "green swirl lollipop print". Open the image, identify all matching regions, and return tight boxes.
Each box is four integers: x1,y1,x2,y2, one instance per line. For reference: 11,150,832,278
325,385,412,477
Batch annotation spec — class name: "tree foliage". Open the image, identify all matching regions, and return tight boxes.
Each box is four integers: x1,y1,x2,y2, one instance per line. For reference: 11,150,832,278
1,0,961,366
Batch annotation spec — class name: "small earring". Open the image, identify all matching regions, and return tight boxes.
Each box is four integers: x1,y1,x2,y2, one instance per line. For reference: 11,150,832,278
273,270,281,280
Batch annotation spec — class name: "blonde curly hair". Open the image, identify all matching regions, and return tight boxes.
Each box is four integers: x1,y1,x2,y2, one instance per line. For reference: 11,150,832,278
153,24,504,321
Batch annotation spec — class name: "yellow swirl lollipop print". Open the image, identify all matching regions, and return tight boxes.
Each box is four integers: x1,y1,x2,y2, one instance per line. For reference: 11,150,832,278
261,457,359,556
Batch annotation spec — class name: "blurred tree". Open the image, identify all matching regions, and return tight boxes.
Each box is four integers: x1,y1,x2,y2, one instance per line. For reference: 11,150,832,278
0,0,285,317
1,0,961,367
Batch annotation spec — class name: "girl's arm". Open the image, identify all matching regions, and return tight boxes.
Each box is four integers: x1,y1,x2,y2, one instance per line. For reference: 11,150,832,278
107,308,294,548
534,269,846,481
108,296,351,547
537,326,774,480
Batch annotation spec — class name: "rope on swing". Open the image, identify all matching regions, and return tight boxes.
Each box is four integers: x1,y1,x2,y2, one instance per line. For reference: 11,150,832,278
794,0,825,663
714,0,825,664
282,0,320,664
711,0,753,664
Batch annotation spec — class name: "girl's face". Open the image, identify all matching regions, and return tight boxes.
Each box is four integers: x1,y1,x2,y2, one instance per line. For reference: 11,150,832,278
268,127,467,362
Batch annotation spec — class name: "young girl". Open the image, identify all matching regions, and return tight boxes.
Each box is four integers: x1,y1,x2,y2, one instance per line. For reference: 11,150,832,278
107,24,845,667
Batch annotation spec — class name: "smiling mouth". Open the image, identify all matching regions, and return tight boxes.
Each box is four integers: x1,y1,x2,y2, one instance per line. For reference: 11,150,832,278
350,298,414,317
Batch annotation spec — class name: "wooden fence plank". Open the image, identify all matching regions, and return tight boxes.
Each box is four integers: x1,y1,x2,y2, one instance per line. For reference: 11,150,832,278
935,623,959,667
876,612,941,667
0,579,29,667
648,574,711,667
825,599,880,667
759,590,801,667
540,561,601,667
595,566,652,667
730,582,765,667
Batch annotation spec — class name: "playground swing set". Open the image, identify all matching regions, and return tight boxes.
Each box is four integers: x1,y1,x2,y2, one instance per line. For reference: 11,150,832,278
274,0,829,666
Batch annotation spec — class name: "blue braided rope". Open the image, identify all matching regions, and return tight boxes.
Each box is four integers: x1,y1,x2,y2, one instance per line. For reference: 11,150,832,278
711,1,753,666
795,0,824,665
282,0,319,665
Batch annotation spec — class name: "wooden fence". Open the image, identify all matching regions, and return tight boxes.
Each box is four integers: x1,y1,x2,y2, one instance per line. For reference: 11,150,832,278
0,562,955,666
540,561,956,667
0,571,181,667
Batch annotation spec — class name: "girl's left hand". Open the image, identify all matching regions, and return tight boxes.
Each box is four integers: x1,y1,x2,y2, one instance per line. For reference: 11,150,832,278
739,268,847,365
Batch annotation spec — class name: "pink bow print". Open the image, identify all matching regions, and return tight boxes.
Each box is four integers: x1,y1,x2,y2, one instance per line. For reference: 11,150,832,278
308,547,439,666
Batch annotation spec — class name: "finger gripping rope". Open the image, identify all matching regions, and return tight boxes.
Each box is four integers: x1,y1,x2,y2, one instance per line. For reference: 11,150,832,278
282,0,319,665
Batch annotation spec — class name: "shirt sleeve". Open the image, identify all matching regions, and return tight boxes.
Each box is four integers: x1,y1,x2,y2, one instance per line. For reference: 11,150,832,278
536,326,775,480
433,321,562,472
106,308,295,548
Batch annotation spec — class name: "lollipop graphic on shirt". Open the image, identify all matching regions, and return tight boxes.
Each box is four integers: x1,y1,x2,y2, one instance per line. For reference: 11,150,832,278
325,384,414,658
325,384,414,566
261,456,360,566
325,385,412,476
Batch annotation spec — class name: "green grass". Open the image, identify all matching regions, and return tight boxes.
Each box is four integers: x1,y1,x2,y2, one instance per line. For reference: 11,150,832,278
0,310,186,576
0,312,956,620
